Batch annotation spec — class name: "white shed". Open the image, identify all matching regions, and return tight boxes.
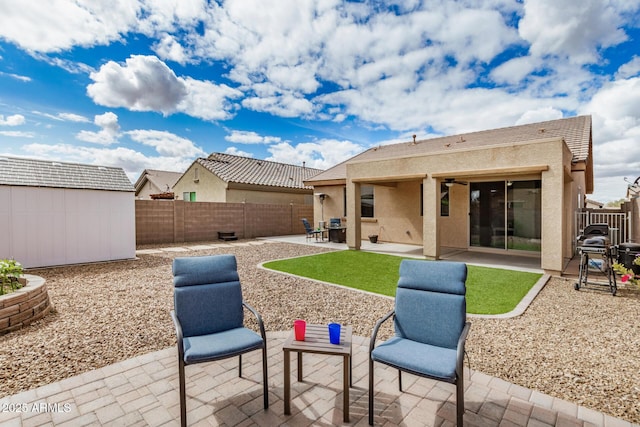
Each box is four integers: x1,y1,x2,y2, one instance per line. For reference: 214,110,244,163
0,156,136,268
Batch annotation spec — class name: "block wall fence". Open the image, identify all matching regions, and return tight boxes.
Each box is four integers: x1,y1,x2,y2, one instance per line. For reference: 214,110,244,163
135,200,314,245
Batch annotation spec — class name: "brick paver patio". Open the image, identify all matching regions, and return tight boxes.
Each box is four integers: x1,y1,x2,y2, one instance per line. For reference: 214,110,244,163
1,332,635,426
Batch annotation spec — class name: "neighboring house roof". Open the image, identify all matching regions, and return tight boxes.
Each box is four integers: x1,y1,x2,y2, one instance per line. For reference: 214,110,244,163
585,198,604,208
194,153,324,190
134,169,183,195
0,156,133,192
307,115,592,183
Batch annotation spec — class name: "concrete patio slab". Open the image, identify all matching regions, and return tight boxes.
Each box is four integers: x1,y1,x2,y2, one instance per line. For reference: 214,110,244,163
0,332,635,427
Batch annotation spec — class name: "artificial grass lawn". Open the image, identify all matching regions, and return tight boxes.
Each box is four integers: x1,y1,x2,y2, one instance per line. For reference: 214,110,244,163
263,250,542,315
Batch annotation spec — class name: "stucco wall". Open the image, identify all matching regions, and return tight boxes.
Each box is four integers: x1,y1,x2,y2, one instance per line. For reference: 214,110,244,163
174,163,314,204
136,180,163,200
364,182,423,244
173,163,227,202
317,137,576,273
226,187,312,205
439,183,468,248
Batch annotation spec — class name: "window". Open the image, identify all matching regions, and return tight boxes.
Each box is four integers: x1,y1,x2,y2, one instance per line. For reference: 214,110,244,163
440,183,449,216
183,192,196,202
361,185,374,217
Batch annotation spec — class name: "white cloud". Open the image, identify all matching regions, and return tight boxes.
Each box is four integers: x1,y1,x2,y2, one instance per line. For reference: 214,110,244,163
582,77,640,126
515,108,564,126
490,56,539,85
433,8,520,64
242,93,314,118
32,54,95,75
224,147,254,157
21,143,193,182
135,0,206,35
225,130,282,144
0,130,34,138
32,111,91,122
2,0,640,203
87,55,187,115
267,139,364,170
617,56,640,79
87,55,240,120
152,33,189,64
126,129,205,158
519,0,628,64
76,112,120,145
0,71,31,82
0,1,139,52
58,113,91,123
0,114,25,126
178,77,241,121
580,76,640,201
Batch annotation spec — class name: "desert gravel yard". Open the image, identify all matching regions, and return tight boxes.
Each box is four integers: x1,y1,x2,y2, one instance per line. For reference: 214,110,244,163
1,241,639,423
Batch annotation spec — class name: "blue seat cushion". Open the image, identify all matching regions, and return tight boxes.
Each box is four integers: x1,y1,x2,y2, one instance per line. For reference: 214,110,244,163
371,336,457,382
183,327,264,364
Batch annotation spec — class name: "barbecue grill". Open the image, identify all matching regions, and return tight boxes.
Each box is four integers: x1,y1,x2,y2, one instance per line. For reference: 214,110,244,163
574,223,617,295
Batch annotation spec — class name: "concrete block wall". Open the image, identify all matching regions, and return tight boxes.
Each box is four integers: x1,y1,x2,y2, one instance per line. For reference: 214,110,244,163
136,200,313,245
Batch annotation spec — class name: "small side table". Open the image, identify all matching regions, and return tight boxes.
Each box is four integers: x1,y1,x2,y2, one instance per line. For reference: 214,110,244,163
328,226,346,243
283,324,353,422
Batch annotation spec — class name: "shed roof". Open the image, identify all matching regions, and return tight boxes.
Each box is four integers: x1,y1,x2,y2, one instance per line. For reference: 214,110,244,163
0,156,134,192
307,115,592,183
195,153,324,190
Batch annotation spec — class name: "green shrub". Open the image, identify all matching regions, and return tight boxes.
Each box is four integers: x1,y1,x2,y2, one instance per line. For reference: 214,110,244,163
0,259,24,296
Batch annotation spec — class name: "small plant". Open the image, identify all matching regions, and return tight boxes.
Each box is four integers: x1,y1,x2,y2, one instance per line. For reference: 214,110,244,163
0,259,24,296
612,255,640,288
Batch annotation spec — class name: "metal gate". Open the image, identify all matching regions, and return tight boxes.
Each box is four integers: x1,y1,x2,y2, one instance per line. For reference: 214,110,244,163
575,210,629,249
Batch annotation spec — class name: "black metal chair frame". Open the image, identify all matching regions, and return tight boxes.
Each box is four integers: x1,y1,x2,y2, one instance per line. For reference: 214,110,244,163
170,302,268,427
369,310,471,426
302,218,322,241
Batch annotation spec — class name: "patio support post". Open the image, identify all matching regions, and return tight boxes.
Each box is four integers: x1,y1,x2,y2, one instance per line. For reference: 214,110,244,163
346,180,361,250
423,176,440,259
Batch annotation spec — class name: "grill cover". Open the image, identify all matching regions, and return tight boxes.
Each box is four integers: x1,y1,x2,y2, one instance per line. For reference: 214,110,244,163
581,236,609,247
582,223,609,237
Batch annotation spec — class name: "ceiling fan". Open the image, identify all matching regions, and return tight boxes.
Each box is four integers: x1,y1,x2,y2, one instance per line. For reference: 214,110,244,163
444,178,467,187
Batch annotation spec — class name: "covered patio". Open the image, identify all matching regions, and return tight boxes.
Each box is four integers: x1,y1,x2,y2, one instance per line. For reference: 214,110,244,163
264,234,543,273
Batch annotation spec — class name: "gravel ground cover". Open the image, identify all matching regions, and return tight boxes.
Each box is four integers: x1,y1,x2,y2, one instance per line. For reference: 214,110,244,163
1,240,639,423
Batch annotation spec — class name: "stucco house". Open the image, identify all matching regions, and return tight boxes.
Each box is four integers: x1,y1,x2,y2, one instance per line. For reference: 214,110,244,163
172,153,323,205
134,169,182,200
305,115,594,275
0,156,135,268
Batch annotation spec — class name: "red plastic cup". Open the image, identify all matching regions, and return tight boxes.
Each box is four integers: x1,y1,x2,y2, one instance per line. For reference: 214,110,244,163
294,319,306,341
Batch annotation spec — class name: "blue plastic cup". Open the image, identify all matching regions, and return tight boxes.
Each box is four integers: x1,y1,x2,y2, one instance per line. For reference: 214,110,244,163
328,323,341,345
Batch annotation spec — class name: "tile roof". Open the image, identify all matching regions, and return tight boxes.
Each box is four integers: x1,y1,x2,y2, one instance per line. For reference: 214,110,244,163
134,169,183,194
0,156,134,192
307,115,592,183
196,153,324,189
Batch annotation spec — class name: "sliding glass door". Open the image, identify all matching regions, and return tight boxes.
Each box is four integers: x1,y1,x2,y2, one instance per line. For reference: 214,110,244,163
470,180,541,252
507,180,541,251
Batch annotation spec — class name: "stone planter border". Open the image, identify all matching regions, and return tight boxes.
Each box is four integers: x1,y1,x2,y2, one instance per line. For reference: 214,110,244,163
0,274,50,335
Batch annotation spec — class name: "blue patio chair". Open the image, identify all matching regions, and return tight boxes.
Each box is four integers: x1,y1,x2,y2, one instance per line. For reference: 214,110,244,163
301,218,321,241
369,260,470,426
171,254,268,427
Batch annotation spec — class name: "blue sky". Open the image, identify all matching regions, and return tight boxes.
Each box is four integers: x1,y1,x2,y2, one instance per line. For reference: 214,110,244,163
0,0,639,202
